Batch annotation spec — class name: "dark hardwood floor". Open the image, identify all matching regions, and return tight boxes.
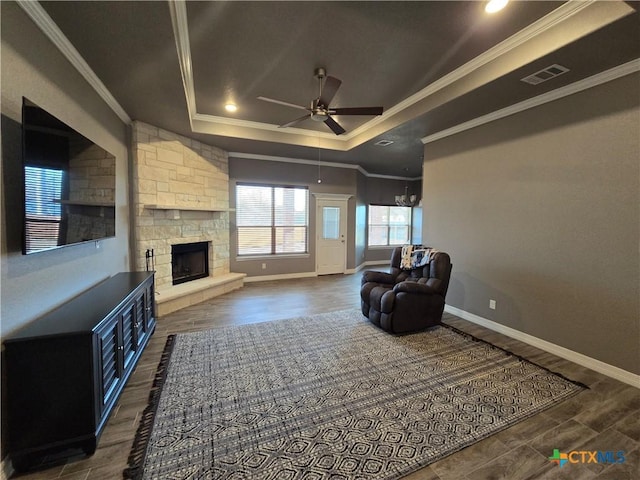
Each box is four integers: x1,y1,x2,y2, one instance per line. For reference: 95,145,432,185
13,273,639,479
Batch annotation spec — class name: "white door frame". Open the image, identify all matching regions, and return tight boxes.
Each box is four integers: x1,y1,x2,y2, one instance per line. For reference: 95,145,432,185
313,193,352,275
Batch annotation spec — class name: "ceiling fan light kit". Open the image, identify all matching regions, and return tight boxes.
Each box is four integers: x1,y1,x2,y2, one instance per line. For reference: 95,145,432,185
258,67,383,135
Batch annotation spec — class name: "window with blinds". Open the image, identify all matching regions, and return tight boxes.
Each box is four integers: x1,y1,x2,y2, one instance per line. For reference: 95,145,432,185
368,205,411,246
24,166,64,253
236,184,308,256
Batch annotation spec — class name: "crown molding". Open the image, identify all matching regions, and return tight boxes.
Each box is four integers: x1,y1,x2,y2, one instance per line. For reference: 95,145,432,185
228,152,421,181
229,152,361,170
421,58,640,145
17,1,131,124
22,0,634,165
193,113,339,141
175,0,622,150
311,193,354,200
366,172,423,182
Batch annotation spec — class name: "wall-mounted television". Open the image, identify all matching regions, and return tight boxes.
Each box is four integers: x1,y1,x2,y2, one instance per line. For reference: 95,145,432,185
22,98,116,254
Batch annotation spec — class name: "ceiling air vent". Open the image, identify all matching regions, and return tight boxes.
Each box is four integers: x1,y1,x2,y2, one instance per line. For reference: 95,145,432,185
521,64,569,85
374,140,394,147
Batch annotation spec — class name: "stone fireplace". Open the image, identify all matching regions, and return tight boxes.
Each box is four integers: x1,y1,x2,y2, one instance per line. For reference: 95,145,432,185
131,121,244,315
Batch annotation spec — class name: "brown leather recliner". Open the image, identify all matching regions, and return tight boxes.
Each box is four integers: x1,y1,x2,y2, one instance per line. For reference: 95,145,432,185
360,247,452,333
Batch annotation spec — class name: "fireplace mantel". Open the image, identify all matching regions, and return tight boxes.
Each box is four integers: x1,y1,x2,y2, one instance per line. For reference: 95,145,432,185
143,204,234,220
144,204,234,212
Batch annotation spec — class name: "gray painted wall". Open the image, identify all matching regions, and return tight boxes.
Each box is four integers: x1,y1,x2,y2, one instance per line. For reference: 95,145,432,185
1,3,130,337
229,157,358,277
364,177,422,264
422,73,639,374
229,157,422,276
354,171,368,267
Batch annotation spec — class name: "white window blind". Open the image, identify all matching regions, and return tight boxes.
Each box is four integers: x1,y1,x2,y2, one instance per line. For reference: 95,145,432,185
24,166,63,253
236,184,308,256
368,205,411,246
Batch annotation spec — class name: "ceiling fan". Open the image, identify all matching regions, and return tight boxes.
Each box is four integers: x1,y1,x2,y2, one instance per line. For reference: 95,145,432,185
257,67,383,135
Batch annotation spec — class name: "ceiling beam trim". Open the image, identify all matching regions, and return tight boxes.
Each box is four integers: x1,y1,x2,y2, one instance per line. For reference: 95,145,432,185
192,115,349,151
168,0,196,129
421,58,640,145
18,0,132,124
192,113,339,140
176,0,610,150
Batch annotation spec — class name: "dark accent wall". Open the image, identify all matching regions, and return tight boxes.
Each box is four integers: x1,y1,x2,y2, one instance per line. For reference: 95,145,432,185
422,73,639,374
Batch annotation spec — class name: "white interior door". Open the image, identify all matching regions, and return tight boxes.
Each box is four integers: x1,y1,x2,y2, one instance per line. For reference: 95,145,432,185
316,198,347,275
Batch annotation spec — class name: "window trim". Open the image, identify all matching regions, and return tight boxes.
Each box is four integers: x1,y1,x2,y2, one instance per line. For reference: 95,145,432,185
367,204,412,247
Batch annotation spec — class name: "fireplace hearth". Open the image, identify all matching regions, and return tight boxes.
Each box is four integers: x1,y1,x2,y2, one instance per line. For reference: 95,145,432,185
172,242,209,285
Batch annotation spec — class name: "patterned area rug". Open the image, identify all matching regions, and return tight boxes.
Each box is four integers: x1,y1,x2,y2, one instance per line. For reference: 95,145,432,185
124,309,586,480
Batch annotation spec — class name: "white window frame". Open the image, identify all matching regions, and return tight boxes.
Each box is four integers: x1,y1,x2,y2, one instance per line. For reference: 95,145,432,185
236,183,309,257
367,204,412,247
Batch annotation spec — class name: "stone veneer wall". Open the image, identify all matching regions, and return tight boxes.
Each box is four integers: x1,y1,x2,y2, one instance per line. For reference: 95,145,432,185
131,121,230,291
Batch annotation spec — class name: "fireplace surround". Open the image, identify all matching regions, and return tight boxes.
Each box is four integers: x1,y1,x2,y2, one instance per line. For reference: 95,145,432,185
131,121,244,315
172,242,209,285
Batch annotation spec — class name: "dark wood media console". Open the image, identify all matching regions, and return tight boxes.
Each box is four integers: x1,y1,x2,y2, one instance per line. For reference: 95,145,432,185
4,271,156,472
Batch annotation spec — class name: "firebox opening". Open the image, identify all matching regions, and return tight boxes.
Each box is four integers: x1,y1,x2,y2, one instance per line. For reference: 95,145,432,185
171,241,209,285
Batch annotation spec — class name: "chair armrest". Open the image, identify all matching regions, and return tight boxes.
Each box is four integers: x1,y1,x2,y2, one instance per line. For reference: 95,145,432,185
362,270,396,285
393,281,437,295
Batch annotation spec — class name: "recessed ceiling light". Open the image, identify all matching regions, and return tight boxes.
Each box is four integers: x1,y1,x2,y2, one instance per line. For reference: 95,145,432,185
224,103,237,113
485,0,508,14
374,140,394,147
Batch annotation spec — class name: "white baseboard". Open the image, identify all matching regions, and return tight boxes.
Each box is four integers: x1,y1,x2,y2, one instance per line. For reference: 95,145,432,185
244,272,318,283
354,261,388,273
445,305,640,388
245,266,381,281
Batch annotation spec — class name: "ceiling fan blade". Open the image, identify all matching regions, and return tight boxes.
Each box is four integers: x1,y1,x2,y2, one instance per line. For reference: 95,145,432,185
330,106,384,116
257,96,309,111
324,115,346,135
319,76,342,107
279,114,310,128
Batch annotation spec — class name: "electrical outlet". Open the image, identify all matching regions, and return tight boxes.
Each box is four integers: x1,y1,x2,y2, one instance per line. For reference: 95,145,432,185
489,299,496,310
261,263,266,270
